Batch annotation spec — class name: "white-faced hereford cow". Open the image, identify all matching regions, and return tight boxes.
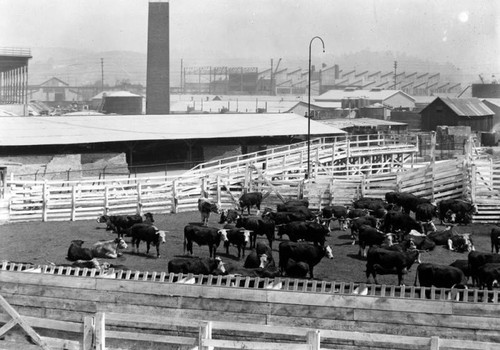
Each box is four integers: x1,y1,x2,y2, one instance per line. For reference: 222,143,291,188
366,246,420,285
278,241,333,279
168,256,225,275
184,225,223,258
219,227,251,259
130,223,167,258
244,242,275,269
91,238,128,259
198,197,220,226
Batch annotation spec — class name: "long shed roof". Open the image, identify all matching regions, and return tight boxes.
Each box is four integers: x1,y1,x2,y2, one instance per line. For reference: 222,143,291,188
431,97,494,117
0,113,345,146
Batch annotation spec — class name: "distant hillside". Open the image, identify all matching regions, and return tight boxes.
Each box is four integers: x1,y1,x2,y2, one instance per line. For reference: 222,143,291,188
27,47,472,88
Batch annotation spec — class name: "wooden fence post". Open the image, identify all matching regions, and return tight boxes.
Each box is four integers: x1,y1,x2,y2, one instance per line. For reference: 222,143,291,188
83,316,94,350
136,183,143,215
430,335,440,350
470,164,476,202
216,175,221,207
199,321,213,350
172,179,178,213
42,180,48,222
71,185,76,221
95,312,105,350
307,330,320,350
104,185,109,215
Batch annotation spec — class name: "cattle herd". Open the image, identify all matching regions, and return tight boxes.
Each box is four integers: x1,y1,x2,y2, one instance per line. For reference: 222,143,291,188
45,190,500,292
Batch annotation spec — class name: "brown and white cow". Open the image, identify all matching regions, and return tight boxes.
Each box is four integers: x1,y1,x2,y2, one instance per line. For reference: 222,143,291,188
91,238,128,259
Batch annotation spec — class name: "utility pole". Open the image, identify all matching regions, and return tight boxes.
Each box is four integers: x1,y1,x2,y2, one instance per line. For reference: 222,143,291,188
393,60,398,89
100,58,104,92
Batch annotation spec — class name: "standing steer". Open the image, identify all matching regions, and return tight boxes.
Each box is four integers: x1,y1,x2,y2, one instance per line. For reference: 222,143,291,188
468,251,500,286
358,225,393,257
183,225,222,258
198,197,219,226
278,241,333,279
438,199,477,225
491,227,500,253
130,223,167,258
366,247,420,285
219,227,251,259
278,221,329,246
236,216,275,249
320,205,348,231
239,192,263,215
415,263,465,289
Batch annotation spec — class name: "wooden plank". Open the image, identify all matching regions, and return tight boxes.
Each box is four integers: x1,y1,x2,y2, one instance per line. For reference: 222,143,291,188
106,330,197,345
202,338,308,350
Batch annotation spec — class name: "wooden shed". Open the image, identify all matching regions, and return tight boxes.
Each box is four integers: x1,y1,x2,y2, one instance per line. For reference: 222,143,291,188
420,97,494,132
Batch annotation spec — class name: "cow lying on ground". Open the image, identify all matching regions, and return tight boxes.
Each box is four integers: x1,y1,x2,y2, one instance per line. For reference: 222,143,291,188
239,192,263,215
427,227,474,252
366,246,420,285
219,209,239,224
91,238,128,259
278,241,333,279
244,242,275,269
183,225,222,258
130,224,167,258
219,227,251,259
168,256,225,275
67,240,93,261
198,197,220,226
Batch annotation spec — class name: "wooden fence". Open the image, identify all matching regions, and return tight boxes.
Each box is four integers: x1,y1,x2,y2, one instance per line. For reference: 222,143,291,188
0,262,499,349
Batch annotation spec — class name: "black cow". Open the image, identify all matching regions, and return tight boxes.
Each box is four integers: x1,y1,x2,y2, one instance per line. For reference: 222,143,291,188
491,227,500,253
477,263,500,290
219,209,239,224
239,192,263,215
358,225,393,257
468,251,500,286
449,259,471,284
276,204,316,221
353,197,388,212
320,205,348,231
198,197,219,226
167,257,225,275
278,221,329,246
67,240,93,261
262,210,307,225
285,258,310,278
96,214,144,238
279,199,309,209
236,216,275,249
244,242,275,269
278,241,333,279
438,199,477,225
366,247,420,285
130,224,167,258
382,211,423,238
386,192,432,215
427,227,474,252
403,234,436,251
347,208,370,220
350,215,378,245
183,225,222,258
219,227,251,259
415,263,465,288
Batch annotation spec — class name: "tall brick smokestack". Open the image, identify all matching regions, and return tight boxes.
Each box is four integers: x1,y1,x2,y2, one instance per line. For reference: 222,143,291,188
146,1,170,114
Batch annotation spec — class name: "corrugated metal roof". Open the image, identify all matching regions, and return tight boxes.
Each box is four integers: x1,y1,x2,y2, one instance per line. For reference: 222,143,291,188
315,89,416,102
319,117,407,129
440,97,494,117
0,113,345,147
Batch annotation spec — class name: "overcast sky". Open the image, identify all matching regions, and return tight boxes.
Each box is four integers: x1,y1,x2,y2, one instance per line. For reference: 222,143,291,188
0,0,498,74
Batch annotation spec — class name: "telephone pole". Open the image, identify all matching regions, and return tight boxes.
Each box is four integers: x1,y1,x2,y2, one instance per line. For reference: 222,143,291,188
100,58,104,92
393,60,398,89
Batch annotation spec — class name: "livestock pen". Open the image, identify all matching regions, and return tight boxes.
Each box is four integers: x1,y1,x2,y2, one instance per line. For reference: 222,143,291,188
0,262,498,350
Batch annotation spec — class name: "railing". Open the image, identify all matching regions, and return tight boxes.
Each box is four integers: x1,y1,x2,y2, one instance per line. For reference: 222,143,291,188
0,47,31,56
2,261,499,303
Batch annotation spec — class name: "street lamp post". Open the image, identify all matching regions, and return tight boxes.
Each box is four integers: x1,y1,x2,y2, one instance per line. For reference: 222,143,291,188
307,36,325,179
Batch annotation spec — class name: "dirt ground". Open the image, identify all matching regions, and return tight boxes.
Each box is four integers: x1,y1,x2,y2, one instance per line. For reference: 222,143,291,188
0,210,497,286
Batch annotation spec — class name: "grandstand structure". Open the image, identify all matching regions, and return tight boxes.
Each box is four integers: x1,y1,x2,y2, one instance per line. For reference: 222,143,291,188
180,63,463,97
